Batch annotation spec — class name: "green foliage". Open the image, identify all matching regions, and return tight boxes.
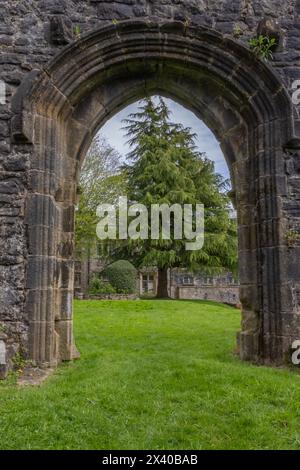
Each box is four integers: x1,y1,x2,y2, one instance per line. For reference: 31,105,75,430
74,25,81,37
233,24,243,38
248,35,276,61
75,137,127,255
12,353,27,372
285,229,300,248
102,260,137,294
117,97,238,276
79,137,124,211
89,276,116,295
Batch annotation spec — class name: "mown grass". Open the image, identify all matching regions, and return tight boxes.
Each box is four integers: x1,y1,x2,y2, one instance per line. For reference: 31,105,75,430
1,299,300,450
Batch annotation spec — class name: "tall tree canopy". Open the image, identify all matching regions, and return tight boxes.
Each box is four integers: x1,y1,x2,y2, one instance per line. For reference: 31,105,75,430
119,97,237,297
75,137,126,254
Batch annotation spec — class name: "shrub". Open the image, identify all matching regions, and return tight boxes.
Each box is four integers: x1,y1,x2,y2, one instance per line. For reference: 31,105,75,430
286,229,300,248
89,276,116,295
248,35,276,61
102,260,137,294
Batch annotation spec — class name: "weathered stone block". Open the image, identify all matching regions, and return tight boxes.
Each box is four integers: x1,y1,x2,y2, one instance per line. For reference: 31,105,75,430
49,15,73,45
55,319,74,361
0,340,7,379
25,193,58,227
25,288,56,323
11,111,34,144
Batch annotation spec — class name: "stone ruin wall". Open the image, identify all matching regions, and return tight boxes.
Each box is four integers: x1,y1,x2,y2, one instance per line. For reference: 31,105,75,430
0,1,300,375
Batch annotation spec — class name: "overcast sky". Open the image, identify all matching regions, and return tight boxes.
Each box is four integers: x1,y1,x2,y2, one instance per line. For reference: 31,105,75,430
100,97,230,180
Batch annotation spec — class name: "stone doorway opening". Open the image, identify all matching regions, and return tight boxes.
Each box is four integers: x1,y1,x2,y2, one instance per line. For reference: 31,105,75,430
75,95,238,305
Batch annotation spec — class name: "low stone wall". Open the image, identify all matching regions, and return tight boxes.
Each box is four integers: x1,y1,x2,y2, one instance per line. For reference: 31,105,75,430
88,294,138,301
176,286,240,306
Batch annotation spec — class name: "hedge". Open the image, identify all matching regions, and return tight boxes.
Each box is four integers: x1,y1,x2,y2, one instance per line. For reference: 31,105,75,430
102,260,137,294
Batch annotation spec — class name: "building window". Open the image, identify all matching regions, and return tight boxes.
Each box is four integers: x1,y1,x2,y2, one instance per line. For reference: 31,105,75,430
142,274,155,293
182,275,194,286
75,273,81,287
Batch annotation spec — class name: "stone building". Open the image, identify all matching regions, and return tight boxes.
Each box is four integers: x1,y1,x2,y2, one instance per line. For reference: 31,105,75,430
1,1,300,376
170,270,239,305
75,249,239,305
139,268,239,304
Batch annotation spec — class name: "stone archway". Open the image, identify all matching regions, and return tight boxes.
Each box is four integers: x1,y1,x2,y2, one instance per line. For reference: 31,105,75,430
4,19,300,372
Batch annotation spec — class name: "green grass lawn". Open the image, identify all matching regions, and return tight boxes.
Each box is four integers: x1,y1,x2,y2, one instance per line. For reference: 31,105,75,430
1,299,300,450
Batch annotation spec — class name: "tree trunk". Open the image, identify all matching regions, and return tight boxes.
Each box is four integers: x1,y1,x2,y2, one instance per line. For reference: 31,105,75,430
156,268,169,299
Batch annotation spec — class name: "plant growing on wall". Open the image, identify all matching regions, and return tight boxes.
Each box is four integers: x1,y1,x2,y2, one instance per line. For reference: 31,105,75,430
286,229,300,248
74,25,81,38
248,35,276,61
233,25,243,38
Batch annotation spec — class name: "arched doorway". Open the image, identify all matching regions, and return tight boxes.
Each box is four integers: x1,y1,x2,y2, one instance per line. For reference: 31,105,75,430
12,20,295,367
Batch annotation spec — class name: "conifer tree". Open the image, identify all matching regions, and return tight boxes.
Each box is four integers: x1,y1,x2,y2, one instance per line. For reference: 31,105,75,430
119,97,237,298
